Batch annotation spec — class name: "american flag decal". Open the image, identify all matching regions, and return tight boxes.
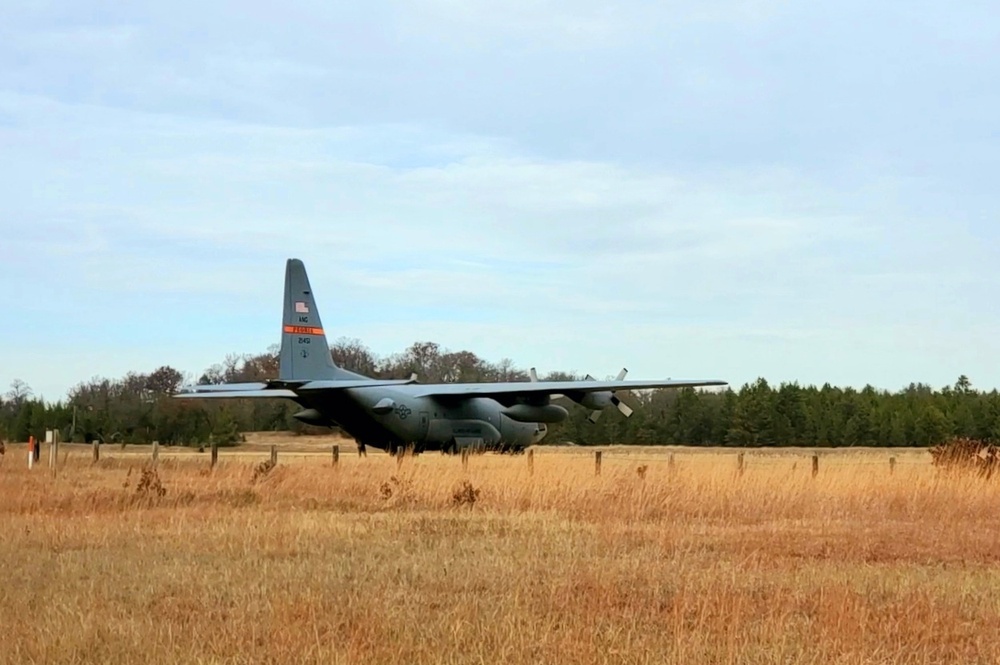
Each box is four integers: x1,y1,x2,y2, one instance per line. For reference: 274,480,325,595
295,301,309,313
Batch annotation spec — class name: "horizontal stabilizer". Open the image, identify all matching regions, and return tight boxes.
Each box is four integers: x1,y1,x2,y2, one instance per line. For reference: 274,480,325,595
182,382,269,393
175,388,299,400
175,377,418,400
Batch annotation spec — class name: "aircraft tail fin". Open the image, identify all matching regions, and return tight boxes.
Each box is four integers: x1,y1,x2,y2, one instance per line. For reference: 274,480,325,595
278,259,341,381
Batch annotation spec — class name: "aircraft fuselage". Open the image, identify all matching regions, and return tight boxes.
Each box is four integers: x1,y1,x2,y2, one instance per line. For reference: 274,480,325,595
292,386,546,453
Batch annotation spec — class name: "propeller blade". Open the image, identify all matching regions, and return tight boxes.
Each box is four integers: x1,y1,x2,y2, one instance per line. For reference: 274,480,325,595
588,410,603,424
615,368,628,382
529,367,539,383
611,395,634,418
585,374,595,381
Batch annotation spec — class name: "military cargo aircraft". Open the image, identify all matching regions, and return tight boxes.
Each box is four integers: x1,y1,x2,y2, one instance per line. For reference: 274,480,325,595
176,259,727,453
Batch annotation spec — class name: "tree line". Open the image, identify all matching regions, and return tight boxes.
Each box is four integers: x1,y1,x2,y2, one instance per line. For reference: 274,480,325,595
0,339,995,448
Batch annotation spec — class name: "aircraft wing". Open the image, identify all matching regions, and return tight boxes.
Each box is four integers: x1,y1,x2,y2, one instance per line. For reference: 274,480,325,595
175,377,726,401
408,378,727,399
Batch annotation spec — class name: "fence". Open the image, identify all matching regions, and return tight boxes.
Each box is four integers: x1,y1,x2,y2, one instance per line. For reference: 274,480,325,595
9,438,918,480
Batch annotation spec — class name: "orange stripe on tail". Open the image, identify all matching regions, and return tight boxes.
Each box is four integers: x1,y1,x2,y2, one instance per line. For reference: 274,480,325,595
283,325,325,336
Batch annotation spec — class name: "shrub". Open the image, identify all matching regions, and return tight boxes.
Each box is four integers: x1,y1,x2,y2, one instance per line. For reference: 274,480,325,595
930,437,999,479
451,480,480,507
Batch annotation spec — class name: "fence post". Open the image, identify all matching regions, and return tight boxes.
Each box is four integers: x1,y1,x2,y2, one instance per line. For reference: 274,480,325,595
211,440,218,468
595,450,602,476
332,445,340,467
93,439,100,464
527,448,534,475
668,452,676,472
270,445,278,467
889,457,896,475
28,435,35,470
461,447,469,470
152,440,159,465
47,430,56,470
736,452,745,477
811,454,819,479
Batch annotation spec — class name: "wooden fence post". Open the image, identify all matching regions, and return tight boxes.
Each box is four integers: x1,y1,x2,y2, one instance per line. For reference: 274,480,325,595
595,450,602,476
270,445,278,467
736,452,745,477
811,454,819,479
47,430,56,470
668,452,676,472
92,439,100,463
527,448,534,475
889,457,896,475
461,447,469,470
332,445,340,467
152,440,159,465
210,440,218,468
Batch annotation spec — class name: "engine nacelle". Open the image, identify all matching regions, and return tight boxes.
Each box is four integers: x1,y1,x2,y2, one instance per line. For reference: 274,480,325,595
293,408,333,427
576,391,613,410
501,403,568,423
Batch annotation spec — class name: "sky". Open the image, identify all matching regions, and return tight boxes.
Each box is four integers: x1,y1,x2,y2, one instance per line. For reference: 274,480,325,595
2,1,1000,401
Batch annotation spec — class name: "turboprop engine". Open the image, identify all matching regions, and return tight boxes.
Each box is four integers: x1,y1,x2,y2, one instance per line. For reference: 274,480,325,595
501,403,569,423
570,368,634,423
527,366,634,423
292,408,334,427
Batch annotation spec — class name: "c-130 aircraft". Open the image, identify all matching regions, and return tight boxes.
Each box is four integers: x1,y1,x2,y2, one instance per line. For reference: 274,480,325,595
177,259,727,454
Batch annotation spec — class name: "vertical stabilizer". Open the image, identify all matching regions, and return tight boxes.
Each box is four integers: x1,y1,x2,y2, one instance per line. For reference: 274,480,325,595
279,259,339,381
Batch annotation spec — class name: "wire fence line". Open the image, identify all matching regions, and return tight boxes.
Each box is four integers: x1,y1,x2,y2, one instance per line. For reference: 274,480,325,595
3,438,932,475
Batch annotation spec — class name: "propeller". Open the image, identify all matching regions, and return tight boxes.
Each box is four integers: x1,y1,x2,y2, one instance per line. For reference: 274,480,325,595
529,367,539,382
587,368,633,423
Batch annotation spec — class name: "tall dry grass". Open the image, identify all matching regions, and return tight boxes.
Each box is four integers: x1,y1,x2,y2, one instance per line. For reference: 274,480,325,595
1,445,998,664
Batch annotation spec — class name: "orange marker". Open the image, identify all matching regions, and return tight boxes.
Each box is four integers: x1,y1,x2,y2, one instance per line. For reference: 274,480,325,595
283,325,325,336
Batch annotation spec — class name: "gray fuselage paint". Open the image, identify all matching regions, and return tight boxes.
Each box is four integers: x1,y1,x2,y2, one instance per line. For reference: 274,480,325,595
294,386,543,452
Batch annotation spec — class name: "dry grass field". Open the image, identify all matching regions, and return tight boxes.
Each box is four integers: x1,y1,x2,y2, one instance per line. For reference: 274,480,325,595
1,441,998,664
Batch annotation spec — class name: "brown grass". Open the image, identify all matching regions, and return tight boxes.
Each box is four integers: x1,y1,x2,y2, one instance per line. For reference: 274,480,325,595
1,444,998,664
